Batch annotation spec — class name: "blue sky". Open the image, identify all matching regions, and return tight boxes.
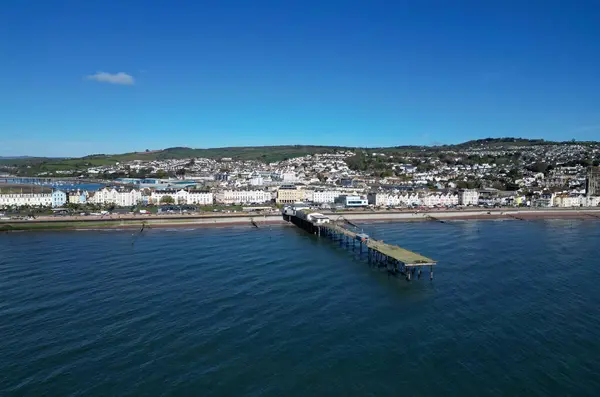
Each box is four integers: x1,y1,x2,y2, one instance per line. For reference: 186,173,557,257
2,0,600,156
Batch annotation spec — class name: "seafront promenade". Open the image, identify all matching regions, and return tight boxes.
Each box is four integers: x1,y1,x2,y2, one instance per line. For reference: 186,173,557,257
1,208,600,231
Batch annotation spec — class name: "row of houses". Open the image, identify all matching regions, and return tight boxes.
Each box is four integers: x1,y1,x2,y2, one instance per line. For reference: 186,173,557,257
0,188,274,208
274,186,366,204
547,195,600,208
367,189,480,207
0,187,488,209
0,190,67,208
4,186,599,209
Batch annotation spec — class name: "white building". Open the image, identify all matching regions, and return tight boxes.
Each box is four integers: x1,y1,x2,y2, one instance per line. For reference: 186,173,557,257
150,190,173,205
249,176,264,186
90,188,143,207
459,189,480,206
281,172,298,182
339,195,368,208
216,190,272,204
149,189,213,205
421,193,459,207
187,190,214,205
307,213,330,224
303,189,315,202
585,196,600,207
368,192,421,207
312,190,343,204
0,192,52,207
554,195,583,208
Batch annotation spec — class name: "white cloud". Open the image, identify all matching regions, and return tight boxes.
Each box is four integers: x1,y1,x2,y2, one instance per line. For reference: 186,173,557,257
86,71,135,85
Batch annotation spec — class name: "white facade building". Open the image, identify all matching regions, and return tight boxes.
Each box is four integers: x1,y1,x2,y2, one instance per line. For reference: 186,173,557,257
585,196,600,207
187,191,214,205
421,193,459,207
90,188,143,206
553,195,583,208
249,176,264,186
216,190,272,204
281,172,298,182
459,189,480,206
368,192,421,207
340,195,369,207
303,189,315,202
312,190,343,204
0,193,52,207
149,189,213,205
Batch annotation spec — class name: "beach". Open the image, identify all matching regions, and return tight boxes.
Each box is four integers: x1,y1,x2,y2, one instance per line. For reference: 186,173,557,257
2,208,599,231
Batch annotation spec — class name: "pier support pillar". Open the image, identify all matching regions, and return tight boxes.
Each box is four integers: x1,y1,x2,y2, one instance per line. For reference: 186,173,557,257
430,265,433,281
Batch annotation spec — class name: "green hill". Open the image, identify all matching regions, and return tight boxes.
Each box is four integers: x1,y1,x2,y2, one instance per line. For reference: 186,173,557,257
81,145,349,163
2,138,599,177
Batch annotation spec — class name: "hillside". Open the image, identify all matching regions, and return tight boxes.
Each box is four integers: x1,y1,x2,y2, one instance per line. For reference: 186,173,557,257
81,145,349,163
1,138,598,177
0,145,350,175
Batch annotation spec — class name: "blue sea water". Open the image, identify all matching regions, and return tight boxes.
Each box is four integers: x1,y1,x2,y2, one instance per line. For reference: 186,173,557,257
1,220,599,396
1,178,104,192
43,183,105,191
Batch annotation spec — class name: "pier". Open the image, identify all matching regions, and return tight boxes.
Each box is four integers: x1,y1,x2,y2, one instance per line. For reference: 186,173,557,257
285,208,437,280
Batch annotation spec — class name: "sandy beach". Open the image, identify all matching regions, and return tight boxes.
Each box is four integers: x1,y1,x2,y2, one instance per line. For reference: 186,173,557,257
2,208,600,231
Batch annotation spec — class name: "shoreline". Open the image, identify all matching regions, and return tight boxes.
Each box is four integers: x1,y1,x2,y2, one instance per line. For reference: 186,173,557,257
2,209,600,232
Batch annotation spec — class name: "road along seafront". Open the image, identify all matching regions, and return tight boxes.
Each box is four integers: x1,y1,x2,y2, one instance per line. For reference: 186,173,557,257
1,208,600,232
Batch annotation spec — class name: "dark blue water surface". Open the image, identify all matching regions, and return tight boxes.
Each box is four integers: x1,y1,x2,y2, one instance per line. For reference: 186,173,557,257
1,220,600,396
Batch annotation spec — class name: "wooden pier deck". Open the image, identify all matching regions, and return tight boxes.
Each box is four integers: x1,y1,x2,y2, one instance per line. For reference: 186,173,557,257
284,210,437,280
319,223,437,267
366,239,436,266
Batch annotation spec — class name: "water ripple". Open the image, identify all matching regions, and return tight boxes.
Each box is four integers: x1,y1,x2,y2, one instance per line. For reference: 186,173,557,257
1,221,600,396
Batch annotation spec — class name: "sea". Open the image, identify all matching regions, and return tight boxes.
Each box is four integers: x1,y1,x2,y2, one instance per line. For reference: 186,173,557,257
1,220,599,396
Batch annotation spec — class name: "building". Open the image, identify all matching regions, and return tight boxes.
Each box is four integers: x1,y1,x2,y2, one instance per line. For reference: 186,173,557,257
312,190,343,204
90,188,143,207
51,190,67,208
586,166,600,197
368,192,421,207
303,189,315,202
276,186,304,204
554,195,600,207
150,190,175,205
458,189,479,206
421,193,459,207
216,190,271,204
558,195,580,207
0,192,52,207
68,190,88,204
553,195,583,208
337,195,368,208
148,189,212,205
187,190,214,205
532,193,554,208
584,196,600,207
281,172,298,182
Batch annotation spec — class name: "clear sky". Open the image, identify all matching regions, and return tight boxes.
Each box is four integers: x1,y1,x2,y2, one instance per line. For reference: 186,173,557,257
2,0,600,157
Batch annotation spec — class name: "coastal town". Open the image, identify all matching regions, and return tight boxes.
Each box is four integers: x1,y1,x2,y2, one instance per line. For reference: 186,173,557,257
1,140,600,215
